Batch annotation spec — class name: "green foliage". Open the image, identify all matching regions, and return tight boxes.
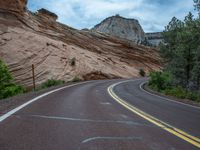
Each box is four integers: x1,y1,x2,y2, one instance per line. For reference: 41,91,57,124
39,79,65,89
139,69,146,77
1,84,25,99
164,87,187,99
0,59,12,88
70,57,76,66
194,0,200,15
72,76,82,82
148,71,172,92
149,71,200,102
160,12,200,90
0,59,25,99
163,87,200,102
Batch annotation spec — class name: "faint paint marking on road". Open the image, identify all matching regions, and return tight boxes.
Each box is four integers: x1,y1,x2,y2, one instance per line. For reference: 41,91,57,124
23,114,152,127
100,102,111,105
108,80,200,148
81,136,142,144
120,114,128,119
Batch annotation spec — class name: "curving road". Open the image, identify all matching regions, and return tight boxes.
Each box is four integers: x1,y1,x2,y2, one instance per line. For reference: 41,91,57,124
0,78,200,150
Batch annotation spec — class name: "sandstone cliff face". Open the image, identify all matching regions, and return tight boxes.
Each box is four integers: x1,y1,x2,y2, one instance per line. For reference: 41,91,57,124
146,32,163,46
0,1,161,89
37,8,58,21
0,0,27,13
91,15,146,44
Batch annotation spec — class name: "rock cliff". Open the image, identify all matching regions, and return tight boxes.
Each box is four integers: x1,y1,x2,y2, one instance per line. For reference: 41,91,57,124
0,0,161,89
0,0,27,13
37,8,58,21
91,15,146,44
146,32,163,46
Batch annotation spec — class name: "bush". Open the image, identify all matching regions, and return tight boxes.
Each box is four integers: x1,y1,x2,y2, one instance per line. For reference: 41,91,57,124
0,59,25,99
148,71,172,91
139,69,146,77
70,57,76,66
186,92,200,101
40,79,65,89
163,87,187,99
72,76,82,82
0,59,12,88
1,84,25,99
163,87,200,102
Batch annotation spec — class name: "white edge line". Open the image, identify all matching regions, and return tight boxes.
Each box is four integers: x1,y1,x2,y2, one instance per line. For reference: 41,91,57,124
109,79,200,110
139,82,200,110
0,81,92,122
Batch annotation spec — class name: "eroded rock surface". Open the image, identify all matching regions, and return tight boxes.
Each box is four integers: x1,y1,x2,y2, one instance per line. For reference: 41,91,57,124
37,8,58,21
91,15,146,44
0,0,161,88
0,0,27,13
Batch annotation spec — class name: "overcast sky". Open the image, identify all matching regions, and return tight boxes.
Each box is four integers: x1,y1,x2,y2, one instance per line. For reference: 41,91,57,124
28,0,197,32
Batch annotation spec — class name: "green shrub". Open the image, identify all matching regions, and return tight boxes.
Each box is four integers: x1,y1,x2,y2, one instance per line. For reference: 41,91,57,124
139,69,146,77
0,59,12,88
70,57,76,66
1,84,25,99
40,79,65,89
0,59,25,99
186,92,200,101
72,76,82,82
164,87,187,99
163,87,200,102
148,71,172,91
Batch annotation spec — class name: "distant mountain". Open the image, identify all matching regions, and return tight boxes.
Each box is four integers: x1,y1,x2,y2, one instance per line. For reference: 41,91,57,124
91,15,146,44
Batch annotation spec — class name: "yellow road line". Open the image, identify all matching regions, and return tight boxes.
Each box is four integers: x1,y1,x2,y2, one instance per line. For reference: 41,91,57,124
107,84,200,148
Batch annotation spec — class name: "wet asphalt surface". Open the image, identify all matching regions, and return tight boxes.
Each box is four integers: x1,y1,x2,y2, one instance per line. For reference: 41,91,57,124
0,79,200,150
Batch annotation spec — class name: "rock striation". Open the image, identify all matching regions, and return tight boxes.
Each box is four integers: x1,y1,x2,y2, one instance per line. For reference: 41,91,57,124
0,0,27,13
146,32,163,46
0,0,161,89
91,15,146,44
37,8,58,21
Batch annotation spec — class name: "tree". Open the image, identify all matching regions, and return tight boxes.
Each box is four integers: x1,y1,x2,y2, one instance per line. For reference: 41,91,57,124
160,13,200,90
194,0,200,15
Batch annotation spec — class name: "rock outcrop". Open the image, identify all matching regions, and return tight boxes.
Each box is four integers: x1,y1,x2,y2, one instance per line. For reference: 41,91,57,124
91,15,146,44
146,32,163,46
0,0,27,13
37,8,58,21
0,0,161,89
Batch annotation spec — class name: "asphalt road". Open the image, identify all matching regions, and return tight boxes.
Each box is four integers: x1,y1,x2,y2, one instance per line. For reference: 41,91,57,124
0,78,200,150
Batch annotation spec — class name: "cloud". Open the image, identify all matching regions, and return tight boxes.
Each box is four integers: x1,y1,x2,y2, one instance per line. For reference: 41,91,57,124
27,0,197,32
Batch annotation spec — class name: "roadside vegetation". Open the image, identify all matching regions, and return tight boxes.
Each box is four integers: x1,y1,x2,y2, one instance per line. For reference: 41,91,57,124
0,59,25,99
148,1,200,102
0,58,83,100
37,79,65,90
72,76,82,82
139,69,146,77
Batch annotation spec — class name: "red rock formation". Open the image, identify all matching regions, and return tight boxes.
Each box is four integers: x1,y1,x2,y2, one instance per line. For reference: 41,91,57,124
0,0,161,88
37,8,58,21
0,0,27,13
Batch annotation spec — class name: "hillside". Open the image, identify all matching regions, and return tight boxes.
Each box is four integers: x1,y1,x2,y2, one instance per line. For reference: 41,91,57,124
0,0,161,89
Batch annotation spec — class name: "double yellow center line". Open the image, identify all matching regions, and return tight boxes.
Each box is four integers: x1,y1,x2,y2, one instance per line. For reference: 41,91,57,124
107,83,200,148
